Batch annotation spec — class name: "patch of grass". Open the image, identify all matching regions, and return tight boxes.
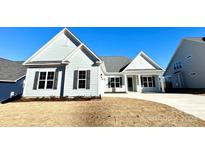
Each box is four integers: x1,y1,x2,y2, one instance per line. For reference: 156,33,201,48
0,97,204,127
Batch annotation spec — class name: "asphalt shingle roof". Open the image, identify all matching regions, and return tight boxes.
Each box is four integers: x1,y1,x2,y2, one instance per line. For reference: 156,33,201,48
99,56,131,72
185,37,205,43
0,58,26,82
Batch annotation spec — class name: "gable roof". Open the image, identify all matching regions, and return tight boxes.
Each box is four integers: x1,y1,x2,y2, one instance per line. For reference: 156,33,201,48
24,28,101,65
99,56,131,72
184,37,205,43
123,51,164,71
164,37,205,75
0,58,26,82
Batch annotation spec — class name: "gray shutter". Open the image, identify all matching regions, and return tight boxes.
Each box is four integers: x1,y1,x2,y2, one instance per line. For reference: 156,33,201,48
108,77,111,88
86,70,90,89
120,77,122,87
33,71,39,90
140,77,143,86
53,71,58,89
73,70,78,89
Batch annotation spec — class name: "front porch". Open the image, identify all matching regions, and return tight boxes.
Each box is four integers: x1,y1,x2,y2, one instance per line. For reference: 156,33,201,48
124,74,164,93
104,73,165,93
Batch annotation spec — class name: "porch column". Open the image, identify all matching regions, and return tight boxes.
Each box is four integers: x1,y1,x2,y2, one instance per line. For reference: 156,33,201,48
124,74,128,93
138,74,142,93
159,76,165,93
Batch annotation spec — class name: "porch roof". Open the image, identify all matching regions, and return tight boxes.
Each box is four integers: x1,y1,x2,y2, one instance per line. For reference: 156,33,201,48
124,69,164,75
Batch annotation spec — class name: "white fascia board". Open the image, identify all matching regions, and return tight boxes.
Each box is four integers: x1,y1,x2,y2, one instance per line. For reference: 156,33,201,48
63,44,102,63
123,70,164,75
23,28,67,65
62,44,83,62
82,44,102,62
123,51,164,72
0,75,25,83
0,80,16,83
140,51,164,71
15,75,26,82
63,28,101,62
24,62,63,66
163,39,184,75
63,27,82,45
122,51,139,72
103,72,123,76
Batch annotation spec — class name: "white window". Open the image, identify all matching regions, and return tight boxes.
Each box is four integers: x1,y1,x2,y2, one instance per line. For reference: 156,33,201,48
142,76,155,87
78,70,86,89
108,77,122,88
174,61,182,70
38,71,55,89
186,55,192,59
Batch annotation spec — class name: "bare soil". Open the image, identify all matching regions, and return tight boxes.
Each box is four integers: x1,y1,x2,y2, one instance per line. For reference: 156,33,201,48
0,97,204,127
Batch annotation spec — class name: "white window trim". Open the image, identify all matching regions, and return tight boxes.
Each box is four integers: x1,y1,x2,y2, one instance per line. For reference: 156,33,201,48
142,76,155,88
109,77,121,88
174,61,182,70
37,71,55,90
77,70,87,89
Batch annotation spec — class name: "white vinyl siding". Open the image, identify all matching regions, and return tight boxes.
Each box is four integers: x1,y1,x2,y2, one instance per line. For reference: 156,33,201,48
23,67,63,97
165,39,205,88
31,34,77,62
63,48,100,96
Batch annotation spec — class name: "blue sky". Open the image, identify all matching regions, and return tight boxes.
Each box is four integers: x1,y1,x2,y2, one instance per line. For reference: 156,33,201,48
0,27,205,68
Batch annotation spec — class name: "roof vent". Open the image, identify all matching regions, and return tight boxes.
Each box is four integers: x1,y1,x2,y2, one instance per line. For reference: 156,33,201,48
202,37,205,41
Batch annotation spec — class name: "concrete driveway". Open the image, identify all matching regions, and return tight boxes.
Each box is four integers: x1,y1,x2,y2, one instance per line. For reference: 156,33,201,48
103,92,205,120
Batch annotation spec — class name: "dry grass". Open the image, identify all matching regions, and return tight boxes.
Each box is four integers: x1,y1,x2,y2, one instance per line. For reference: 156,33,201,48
0,97,205,127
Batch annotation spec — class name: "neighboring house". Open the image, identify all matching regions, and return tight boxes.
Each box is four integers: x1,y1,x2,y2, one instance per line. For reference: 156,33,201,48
164,37,205,89
23,28,164,98
0,58,26,102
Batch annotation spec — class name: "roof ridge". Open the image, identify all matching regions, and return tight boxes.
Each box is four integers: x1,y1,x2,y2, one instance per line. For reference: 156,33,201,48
0,57,14,62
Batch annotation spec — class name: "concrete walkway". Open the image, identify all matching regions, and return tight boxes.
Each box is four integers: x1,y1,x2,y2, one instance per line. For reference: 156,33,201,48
103,92,205,120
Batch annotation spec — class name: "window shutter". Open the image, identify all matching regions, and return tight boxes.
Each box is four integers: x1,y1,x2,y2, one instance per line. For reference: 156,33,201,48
53,71,59,89
152,76,156,87
33,71,39,90
120,77,122,87
140,77,143,86
73,70,78,89
108,77,111,88
86,70,90,89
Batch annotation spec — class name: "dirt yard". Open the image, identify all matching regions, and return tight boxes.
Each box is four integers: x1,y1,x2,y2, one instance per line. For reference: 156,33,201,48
0,97,205,127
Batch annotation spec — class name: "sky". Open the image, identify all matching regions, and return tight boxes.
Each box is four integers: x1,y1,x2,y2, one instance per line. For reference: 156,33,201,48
0,27,205,68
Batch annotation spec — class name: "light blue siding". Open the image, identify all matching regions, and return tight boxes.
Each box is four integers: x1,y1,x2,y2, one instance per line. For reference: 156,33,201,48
23,67,63,97
63,48,100,96
31,33,77,62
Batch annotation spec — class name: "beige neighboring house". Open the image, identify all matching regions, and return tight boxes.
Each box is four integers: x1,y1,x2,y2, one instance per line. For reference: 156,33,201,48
164,37,205,89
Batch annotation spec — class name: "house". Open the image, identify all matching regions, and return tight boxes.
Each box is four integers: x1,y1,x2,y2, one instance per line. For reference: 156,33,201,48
23,28,164,98
0,58,26,102
164,37,205,89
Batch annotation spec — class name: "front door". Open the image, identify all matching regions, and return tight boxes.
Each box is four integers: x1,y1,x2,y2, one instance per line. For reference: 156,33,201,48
127,77,133,91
